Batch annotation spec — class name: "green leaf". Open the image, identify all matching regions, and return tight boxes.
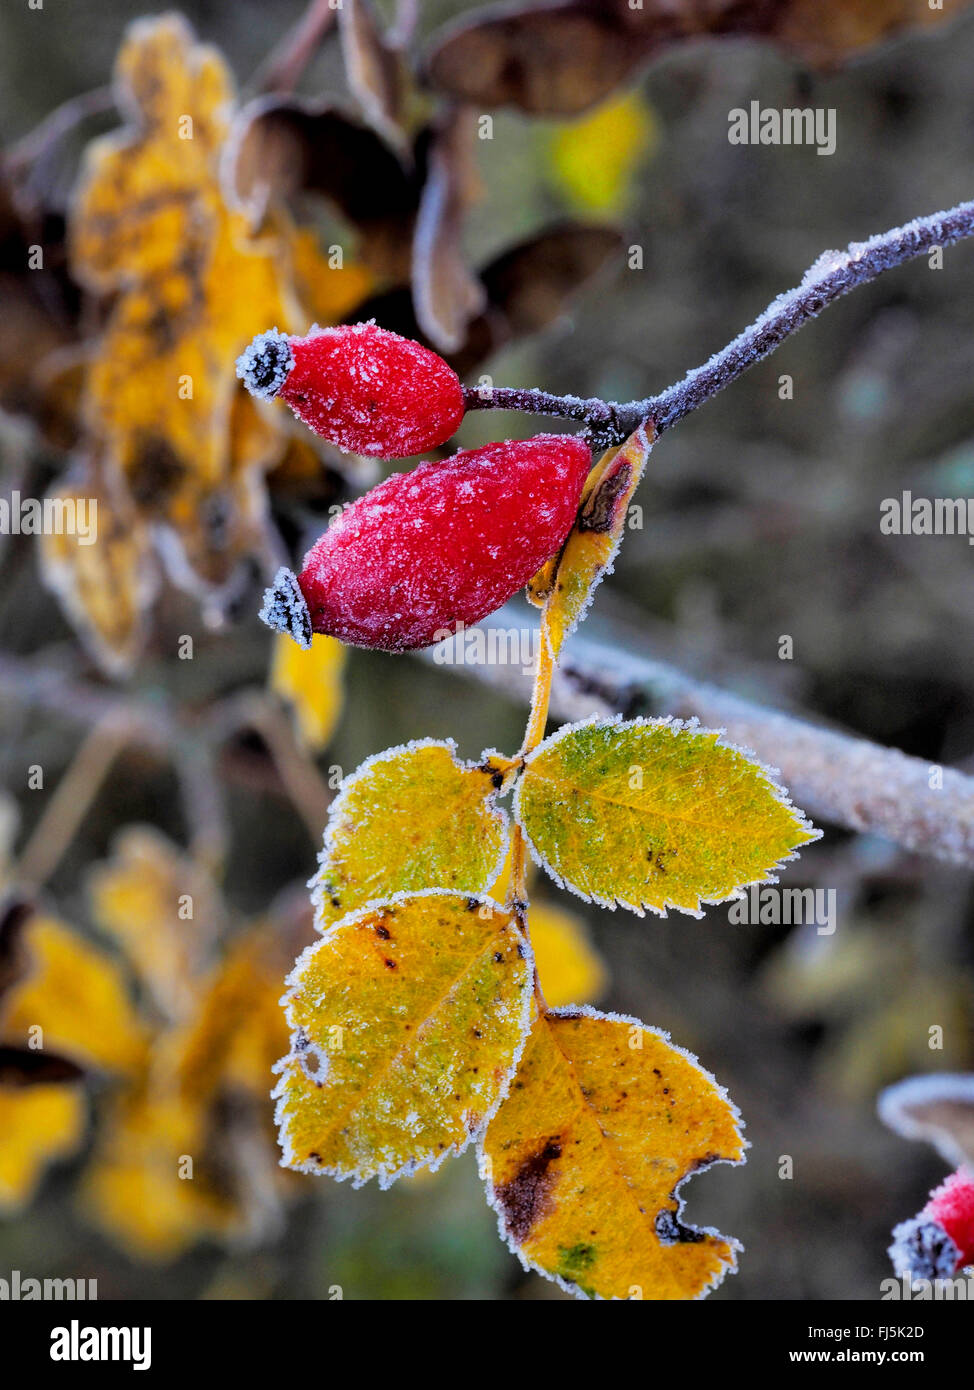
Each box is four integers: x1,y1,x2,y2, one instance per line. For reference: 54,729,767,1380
513,716,819,916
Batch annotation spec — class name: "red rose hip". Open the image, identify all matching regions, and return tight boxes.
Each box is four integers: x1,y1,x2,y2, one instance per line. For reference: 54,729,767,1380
889,1167,974,1278
236,322,465,457
259,434,593,651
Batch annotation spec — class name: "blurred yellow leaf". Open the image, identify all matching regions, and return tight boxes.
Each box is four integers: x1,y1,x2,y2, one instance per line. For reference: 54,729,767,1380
68,15,365,598
275,893,532,1186
549,92,655,214
89,827,220,1021
176,925,292,1106
313,741,509,932
39,471,157,678
514,716,818,916
3,916,147,1075
530,900,606,1007
270,632,346,751
480,1009,743,1300
542,423,654,659
0,1084,86,1211
81,1080,233,1259
288,228,373,324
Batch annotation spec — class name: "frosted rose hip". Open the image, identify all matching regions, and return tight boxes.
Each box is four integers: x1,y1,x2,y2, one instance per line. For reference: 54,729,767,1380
235,322,465,457
889,1167,974,1278
259,434,593,651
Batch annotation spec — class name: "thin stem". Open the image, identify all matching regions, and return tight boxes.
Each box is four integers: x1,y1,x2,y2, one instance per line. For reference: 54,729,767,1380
4,85,114,172
466,197,974,446
249,0,338,95
507,617,557,1013
15,713,132,889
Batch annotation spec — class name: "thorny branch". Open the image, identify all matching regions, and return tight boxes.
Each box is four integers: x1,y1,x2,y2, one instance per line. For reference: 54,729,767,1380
464,198,974,446
420,613,974,872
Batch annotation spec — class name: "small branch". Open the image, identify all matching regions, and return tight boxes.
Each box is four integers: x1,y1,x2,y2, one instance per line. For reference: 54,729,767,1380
461,387,630,450
419,613,974,870
250,0,339,95
15,713,133,889
465,198,974,446
4,85,114,173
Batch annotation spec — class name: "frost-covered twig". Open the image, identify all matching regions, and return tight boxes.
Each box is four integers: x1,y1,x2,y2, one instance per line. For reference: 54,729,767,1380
249,0,338,95
420,617,974,869
464,198,974,444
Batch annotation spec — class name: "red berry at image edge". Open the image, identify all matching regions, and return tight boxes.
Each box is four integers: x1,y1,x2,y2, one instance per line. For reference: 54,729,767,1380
259,434,594,651
889,1167,974,1278
235,322,465,457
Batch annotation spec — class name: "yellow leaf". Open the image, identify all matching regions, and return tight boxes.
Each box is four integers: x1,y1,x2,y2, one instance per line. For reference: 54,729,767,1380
530,900,606,1008
274,892,533,1186
176,924,293,1106
270,632,346,751
543,423,654,660
0,1083,86,1211
39,471,157,678
80,1081,233,1259
288,228,373,324
480,1008,744,1300
2,916,147,1075
514,715,819,916
312,741,509,932
549,93,655,214
68,15,307,592
89,827,220,1020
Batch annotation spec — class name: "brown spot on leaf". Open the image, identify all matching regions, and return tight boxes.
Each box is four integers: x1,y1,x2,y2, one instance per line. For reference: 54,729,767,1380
578,461,633,533
495,1139,562,1243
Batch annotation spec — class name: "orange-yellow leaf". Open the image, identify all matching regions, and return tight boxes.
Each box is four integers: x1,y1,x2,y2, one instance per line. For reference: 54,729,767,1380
514,715,819,916
275,893,533,1187
68,15,318,593
89,828,220,1020
542,422,654,660
39,472,157,678
312,740,508,932
80,1081,233,1259
176,924,293,1106
2,916,147,1075
480,1008,744,1300
0,1083,86,1211
270,631,346,751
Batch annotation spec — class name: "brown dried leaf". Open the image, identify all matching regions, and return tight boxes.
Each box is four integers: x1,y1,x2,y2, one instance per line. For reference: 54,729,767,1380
352,222,622,373
223,95,420,278
338,0,408,151
426,0,974,116
411,107,486,353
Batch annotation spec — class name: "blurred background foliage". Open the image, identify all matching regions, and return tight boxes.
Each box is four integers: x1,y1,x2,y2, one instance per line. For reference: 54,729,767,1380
0,0,973,1299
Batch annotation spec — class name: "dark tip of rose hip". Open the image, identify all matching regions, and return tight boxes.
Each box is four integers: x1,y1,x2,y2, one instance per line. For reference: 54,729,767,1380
888,1216,959,1280
259,566,313,648
236,328,293,400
